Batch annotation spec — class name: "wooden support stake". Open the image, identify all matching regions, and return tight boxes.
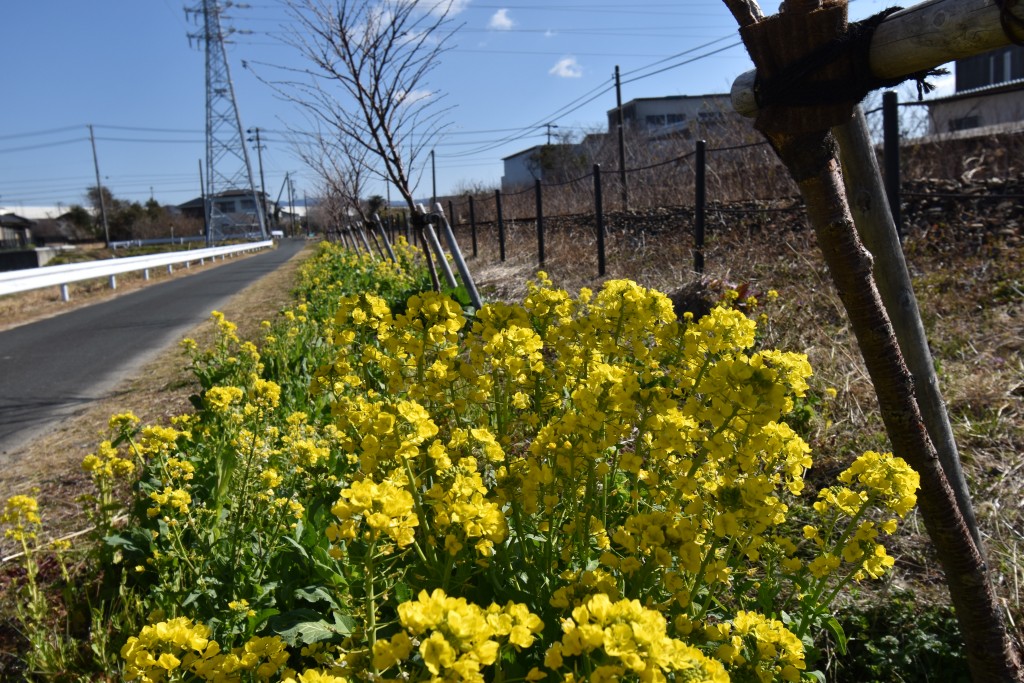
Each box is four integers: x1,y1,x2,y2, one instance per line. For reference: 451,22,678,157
834,105,983,554
732,0,1024,117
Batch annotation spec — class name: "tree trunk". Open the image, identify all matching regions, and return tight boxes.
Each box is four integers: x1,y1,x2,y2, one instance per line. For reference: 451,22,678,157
768,129,1023,682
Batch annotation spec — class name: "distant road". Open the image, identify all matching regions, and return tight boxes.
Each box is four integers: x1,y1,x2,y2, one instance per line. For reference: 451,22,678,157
0,239,308,457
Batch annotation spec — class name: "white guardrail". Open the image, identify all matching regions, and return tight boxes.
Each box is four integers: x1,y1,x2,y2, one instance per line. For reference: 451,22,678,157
0,241,273,301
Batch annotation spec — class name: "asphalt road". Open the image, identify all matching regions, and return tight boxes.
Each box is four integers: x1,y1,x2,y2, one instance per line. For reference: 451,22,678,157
0,239,308,458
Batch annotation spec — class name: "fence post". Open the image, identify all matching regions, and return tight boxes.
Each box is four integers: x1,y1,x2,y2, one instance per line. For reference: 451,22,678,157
495,189,506,262
882,90,903,241
594,164,606,277
535,179,545,267
448,200,454,225
694,139,707,274
468,195,478,258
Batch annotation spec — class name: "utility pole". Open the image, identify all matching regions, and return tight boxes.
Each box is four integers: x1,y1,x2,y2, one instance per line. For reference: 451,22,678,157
199,158,210,245
431,149,437,209
88,124,111,247
247,127,269,231
614,65,628,210
545,122,559,145
288,176,296,236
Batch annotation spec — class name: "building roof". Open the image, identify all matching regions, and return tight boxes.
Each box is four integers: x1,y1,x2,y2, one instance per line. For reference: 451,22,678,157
1,213,36,228
177,190,271,210
926,78,1024,104
501,144,548,161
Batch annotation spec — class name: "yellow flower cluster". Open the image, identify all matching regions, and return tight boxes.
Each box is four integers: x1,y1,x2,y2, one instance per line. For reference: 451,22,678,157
707,610,806,682
81,440,136,482
1,494,41,542
375,588,543,682
544,593,729,683
328,478,418,551
122,617,293,683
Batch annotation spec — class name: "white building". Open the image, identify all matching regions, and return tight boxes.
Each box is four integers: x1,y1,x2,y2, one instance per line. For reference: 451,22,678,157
927,46,1024,134
608,94,738,140
500,94,750,192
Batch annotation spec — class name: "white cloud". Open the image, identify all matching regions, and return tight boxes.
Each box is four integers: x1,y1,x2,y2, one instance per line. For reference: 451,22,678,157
427,0,470,15
488,9,514,30
549,57,582,79
544,29,557,38
396,88,434,106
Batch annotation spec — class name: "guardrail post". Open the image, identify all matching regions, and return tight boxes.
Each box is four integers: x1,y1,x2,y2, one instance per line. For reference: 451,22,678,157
495,190,506,262
167,264,174,274
61,284,69,301
468,195,478,258
694,139,707,274
594,164,606,277
535,179,545,267
110,275,117,290
144,269,150,281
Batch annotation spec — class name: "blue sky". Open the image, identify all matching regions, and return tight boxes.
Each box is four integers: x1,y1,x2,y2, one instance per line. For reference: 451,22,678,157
0,0,950,218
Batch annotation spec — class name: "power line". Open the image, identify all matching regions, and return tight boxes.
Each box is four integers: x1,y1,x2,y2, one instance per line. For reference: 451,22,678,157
0,125,85,142
0,138,88,155
621,41,744,86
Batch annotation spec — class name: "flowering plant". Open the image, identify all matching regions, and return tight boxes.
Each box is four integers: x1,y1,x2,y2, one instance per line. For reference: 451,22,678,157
2,242,919,682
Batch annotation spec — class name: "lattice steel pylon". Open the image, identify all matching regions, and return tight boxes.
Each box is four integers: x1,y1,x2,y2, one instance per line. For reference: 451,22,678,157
187,0,267,242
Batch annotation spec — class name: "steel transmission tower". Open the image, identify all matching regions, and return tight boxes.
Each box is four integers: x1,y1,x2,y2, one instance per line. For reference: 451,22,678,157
186,0,267,242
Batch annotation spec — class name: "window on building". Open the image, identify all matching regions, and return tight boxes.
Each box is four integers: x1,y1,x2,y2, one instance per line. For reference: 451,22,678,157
666,113,687,125
698,111,725,123
240,199,256,211
645,114,667,127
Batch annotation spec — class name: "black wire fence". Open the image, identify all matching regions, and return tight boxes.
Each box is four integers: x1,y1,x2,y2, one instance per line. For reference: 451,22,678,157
347,90,1022,282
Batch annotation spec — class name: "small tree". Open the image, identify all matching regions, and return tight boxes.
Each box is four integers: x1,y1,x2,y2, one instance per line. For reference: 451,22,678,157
272,0,461,216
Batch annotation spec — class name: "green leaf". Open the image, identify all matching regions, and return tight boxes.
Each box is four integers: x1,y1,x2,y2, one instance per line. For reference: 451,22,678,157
294,586,340,610
827,616,848,655
104,534,140,552
268,609,345,646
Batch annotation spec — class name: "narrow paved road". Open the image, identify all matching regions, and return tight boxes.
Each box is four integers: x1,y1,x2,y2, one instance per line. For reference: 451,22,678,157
0,239,308,457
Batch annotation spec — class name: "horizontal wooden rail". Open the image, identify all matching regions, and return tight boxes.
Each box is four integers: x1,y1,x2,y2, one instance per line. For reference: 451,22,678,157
731,0,1023,117
0,241,273,299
